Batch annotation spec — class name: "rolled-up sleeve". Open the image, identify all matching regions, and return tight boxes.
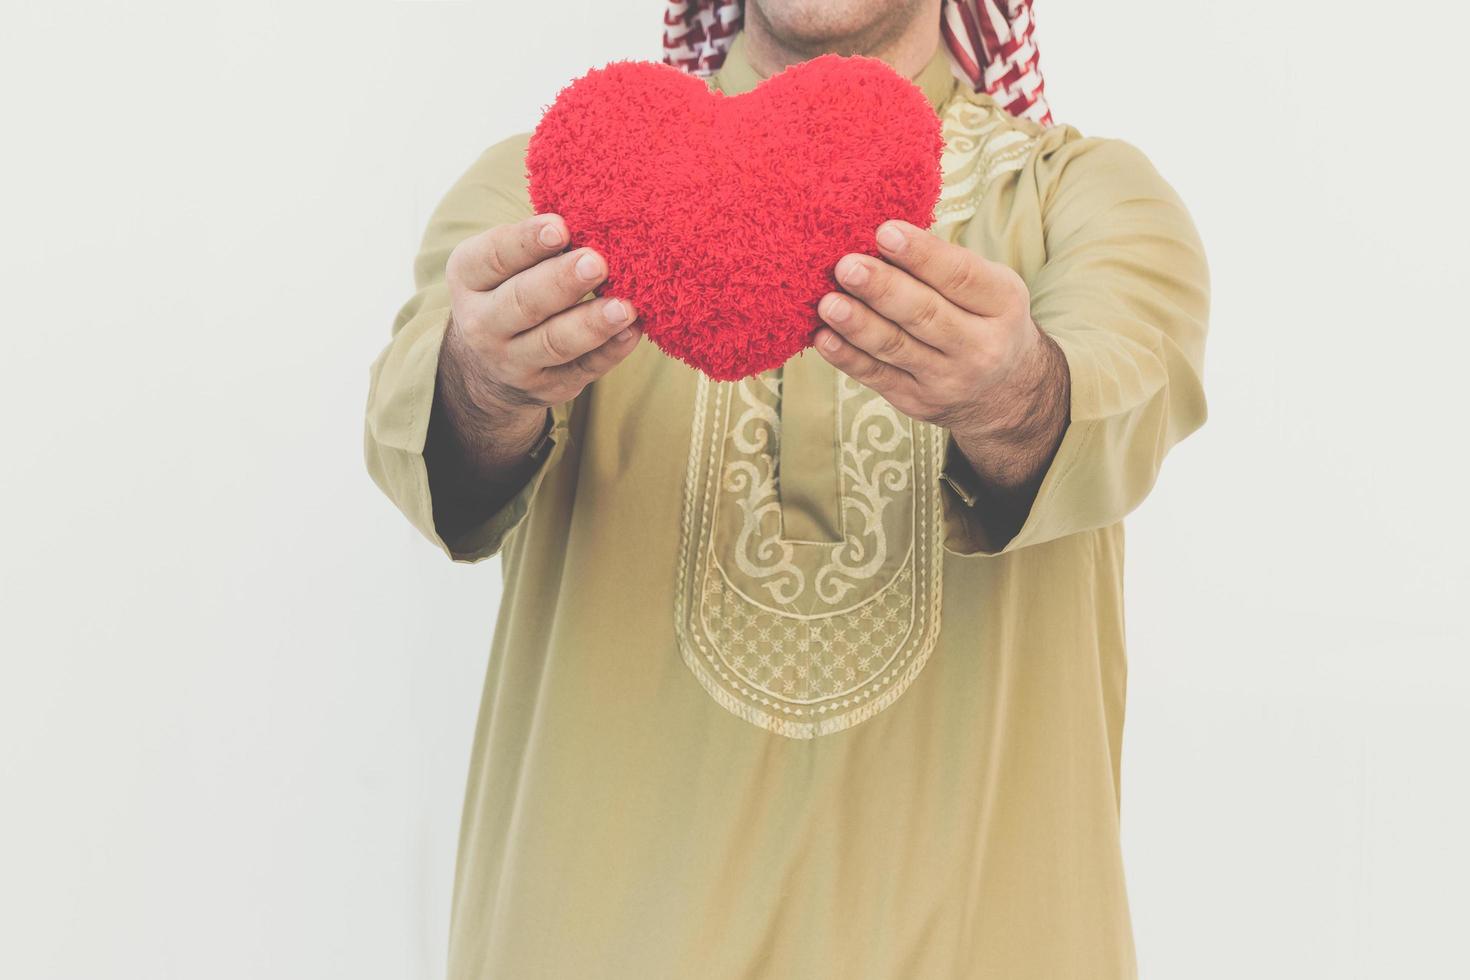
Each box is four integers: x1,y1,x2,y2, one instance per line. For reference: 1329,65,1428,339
942,133,1210,556
364,133,570,562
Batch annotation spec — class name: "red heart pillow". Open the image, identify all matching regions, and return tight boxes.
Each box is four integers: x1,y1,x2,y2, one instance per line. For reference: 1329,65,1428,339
526,56,944,381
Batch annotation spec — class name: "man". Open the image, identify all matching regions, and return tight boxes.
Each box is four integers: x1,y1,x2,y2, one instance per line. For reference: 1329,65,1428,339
364,0,1208,975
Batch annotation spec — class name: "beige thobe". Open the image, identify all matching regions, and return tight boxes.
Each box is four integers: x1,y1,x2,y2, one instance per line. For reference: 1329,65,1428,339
365,30,1209,979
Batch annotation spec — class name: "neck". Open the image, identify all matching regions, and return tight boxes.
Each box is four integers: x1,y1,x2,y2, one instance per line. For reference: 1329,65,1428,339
741,1,943,81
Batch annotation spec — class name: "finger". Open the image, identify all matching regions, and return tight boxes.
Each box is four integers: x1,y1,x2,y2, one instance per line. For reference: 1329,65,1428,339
816,291,942,375
833,252,966,352
547,319,643,389
874,219,1026,318
482,246,608,336
812,326,916,399
448,213,571,293
505,293,636,368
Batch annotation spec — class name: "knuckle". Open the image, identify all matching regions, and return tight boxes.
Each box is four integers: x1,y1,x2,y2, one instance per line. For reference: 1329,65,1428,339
506,275,540,325
875,327,907,359
943,256,975,297
539,325,571,364
913,295,942,333
483,235,513,282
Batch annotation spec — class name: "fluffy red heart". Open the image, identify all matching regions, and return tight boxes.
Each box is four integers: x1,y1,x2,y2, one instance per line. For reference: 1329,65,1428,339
526,56,944,381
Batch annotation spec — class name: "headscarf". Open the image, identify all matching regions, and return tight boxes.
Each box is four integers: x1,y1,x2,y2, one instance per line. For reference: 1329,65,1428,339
661,0,1053,126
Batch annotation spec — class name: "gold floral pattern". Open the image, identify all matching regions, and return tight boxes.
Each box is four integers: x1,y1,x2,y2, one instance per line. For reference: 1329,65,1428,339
676,367,945,737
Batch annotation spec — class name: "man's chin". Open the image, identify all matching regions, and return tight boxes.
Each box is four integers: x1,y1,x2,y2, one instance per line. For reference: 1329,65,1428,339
751,0,923,55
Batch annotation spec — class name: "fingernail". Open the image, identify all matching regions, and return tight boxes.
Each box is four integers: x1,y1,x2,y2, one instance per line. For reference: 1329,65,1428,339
838,257,868,287
822,294,851,323
821,331,842,352
575,250,604,281
876,223,905,253
538,218,565,248
604,299,630,324
616,328,634,343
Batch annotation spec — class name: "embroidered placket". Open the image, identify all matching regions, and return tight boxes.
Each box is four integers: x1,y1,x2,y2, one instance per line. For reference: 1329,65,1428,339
776,353,843,544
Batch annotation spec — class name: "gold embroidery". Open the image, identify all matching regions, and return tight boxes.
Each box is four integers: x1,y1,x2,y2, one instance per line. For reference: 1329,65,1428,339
673,94,1037,738
677,371,944,737
724,374,806,604
933,96,1039,236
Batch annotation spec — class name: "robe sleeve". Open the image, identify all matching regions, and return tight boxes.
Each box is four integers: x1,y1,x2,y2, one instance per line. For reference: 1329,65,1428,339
940,132,1210,556
364,133,572,563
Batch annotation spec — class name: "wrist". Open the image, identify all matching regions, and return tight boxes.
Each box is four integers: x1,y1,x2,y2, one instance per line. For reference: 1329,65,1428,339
436,318,548,475
969,325,1063,437
950,326,1070,491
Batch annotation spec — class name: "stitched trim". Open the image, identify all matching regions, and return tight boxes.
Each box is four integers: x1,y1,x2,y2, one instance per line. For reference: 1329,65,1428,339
674,374,945,738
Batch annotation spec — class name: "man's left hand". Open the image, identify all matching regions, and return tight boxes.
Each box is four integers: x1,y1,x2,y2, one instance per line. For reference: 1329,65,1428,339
814,219,1072,531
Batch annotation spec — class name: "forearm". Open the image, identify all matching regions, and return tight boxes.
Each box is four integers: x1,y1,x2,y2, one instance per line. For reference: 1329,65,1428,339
424,315,550,538
948,327,1070,543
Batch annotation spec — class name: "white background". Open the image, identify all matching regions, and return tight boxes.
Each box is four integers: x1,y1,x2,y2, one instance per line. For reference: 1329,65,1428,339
3,2,1467,977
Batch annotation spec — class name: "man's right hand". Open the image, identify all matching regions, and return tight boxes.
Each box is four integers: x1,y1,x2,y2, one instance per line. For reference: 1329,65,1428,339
443,212,641,420
426,213,640,531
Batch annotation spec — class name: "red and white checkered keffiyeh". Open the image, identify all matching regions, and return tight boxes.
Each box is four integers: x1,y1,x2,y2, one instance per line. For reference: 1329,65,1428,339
661,0,1053,126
